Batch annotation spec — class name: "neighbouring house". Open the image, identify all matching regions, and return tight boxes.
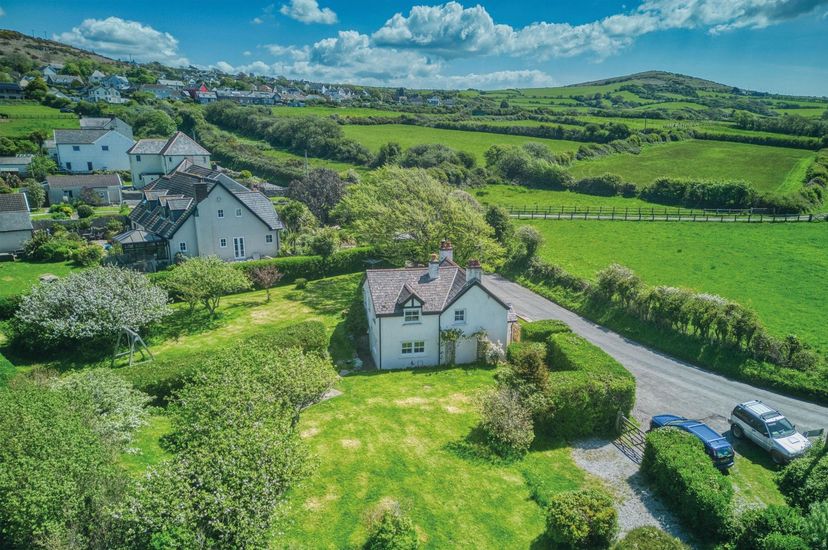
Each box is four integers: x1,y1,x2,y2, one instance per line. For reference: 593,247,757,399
185,82,209,99
45,174,123,206
427,96,442,107
89,70,106,84
363,241,516,370
0,155,34,176
194,90,217,104
47,74,83,86
53,128,135,172
0,83,24,100
157,79,185,89
80,116,134,139
117,162,282,265
86,85,127,104
100,75,130,90
0,193,33,254
128,132,211,188
139,84,176,100
39,64,63,78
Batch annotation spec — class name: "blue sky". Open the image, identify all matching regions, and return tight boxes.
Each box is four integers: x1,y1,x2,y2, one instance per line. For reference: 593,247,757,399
2,0,827,95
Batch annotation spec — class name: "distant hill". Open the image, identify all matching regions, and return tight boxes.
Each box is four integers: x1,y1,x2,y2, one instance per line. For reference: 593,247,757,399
569,71,735,93
0,29,127,67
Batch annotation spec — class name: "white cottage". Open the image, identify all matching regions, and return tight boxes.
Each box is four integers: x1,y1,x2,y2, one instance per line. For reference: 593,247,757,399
364,241,516,370
53,128,135,172
128,132,211,188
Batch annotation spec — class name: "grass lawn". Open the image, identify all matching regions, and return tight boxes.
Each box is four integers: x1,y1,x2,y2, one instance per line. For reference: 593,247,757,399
271,105,411,118
0,260,79,296
474,184,662,210
278,366,589,548
569,140,815,193
119,414,172,476
521,220,828,351
228,131,367,175
0,102,78,137
342,124,583,163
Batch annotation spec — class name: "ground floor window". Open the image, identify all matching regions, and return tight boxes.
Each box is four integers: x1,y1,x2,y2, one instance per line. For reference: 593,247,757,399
178,242,187,252
402,340,425,355
266,234,273,243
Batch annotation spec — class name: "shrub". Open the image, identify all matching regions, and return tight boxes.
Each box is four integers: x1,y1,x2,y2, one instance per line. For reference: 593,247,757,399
545,488,618,549
570,173,636,197
802,500,828,550
776,442,828,510
0,293,22,321
478,387,535,458
760,532,810,550
506,342,549,388
734,505,806,549
642,428,733,541
364,501,419,550
233,247,376,284
76,204,94,218
612,526,688,549
295,277,308,289
161,256,251,316
71,243,103,266
23,228,84,261
520,319,571,343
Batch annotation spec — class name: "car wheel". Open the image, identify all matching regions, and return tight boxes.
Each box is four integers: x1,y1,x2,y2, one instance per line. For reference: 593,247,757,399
731,424,744,439
771,451,787,465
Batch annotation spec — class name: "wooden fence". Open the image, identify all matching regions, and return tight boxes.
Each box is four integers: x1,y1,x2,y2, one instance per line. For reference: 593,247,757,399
506,205,826,223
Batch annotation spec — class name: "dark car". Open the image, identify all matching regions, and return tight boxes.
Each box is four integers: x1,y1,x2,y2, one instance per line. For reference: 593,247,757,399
649,414,735,471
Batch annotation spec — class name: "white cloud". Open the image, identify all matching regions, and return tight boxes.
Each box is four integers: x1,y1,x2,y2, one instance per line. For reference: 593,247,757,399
243,50,252,56
279,0,338,25
252,17,264,24
436,69,557,89
0,7,6,17
54,17,189,66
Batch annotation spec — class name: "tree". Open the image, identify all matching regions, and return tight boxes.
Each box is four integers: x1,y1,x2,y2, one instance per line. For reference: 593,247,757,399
24,180,45,209
479,387,534,457
372,142,402,167
515,225,543,260
27,130,48,151
485,205,514,246
132,109,176,138
162,256,251,316
12,267,171,350
23,76,47,99
247,264,283,302
364,501,419,550
308,227,340,259
286,168,344,223
276,199,318,252
28,154,57,181
335,166,502,265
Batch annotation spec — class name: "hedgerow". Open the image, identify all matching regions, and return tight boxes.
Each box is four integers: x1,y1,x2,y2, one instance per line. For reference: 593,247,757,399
641,428,734,541
775,442,828,511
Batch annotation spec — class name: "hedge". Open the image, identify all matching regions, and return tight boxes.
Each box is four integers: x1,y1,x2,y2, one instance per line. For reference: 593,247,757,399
520,319,571,343
0,294,22,321
613,526,688,549
0,351,14,387
514,321,635,438
775,442,828,511
118,320,328,404
641,428,734,541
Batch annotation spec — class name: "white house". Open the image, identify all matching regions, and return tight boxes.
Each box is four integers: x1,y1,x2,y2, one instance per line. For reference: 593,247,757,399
363,241,516,370
86,85,127,104
0,155,34,176
45,174,123,206
117,161,282,264
80,116,134,140
53,128,135,172
89,70,106,84
0,193,33,254
100,75,130,90
128,132,211,188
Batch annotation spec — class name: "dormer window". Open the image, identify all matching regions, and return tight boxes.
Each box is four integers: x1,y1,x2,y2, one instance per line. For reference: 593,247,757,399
403,308,420,323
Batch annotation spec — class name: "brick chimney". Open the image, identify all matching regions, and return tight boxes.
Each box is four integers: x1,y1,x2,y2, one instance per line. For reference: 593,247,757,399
428,253,440,280
439,239,453,262
466,259,482,283
193,182,208,203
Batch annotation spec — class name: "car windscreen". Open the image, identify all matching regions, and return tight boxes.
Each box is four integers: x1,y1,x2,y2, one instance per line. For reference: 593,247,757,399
714,446,734,458
767,418,796,438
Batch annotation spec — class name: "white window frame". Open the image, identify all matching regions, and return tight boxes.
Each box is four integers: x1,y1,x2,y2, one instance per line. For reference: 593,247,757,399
454,309,466,324
217,209,224,219
178,242,187,252
401,340,425,356
235,208,242,217
265,234,273,243
219,238,227,248
233,236,245,259
403,307,420,323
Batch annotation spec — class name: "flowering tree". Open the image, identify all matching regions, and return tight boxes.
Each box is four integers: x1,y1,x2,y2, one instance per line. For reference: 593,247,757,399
162,256,250,316
13,266,170,349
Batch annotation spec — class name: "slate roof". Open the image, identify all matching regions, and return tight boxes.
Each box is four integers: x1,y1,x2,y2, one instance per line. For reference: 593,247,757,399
366,260,468,316
0,194,33,233
54,128,110,144
129,164,282,240
79,117,114,128
113,229,165,245
127,132,210,156
0,155,33,166
46,174,122,189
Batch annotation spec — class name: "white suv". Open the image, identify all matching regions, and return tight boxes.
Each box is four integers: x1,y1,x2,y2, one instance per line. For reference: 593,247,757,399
730,400,812,464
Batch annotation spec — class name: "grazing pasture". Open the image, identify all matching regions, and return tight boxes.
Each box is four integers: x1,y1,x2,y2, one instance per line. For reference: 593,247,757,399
0,102,78,137
521,220,828,351
342,124,582,162
271,105,411,118
474,184,658,210
569,140,815,193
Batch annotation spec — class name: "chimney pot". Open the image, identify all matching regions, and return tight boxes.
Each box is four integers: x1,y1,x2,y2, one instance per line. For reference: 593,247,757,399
428,253,440,280
466,259,482,283
439,239,453,262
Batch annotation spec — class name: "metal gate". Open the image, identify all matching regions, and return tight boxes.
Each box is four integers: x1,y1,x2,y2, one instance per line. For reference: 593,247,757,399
615,411,647,464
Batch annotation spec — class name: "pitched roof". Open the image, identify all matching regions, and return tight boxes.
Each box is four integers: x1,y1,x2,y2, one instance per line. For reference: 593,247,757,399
0,193,30,213
113,229,165,245
0,155,33,166
127,132,210,156
0,194,32,233
53,128,110,144
46,174,122,189
234,191,283,230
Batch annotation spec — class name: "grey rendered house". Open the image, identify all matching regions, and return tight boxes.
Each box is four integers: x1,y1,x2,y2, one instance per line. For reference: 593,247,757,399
116,161,282,264
45,174,123,206
0,155,34,176
80,116,134,140
128,132,212,188
0,194,33,254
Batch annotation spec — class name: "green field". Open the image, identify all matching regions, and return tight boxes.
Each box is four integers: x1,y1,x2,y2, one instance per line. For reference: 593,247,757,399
279,366,588,548
342,124,583,163
522,220,828,351
271,105,410,118
0,102,78,137
474,184,660,209
0,260,80,296
569,140,815,193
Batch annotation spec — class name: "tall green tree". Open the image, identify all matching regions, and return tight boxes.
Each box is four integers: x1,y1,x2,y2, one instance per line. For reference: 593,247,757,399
286,168,344,224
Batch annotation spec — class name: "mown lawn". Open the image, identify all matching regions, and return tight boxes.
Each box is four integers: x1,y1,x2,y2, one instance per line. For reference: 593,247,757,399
277,366,589,549
342,124,583,163
569,140,815,193
0,102,78,137
522,220,828,351
0,260,80,296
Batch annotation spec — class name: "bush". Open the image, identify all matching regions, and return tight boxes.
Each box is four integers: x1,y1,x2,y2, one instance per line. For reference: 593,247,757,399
23,229,85,262
520,319,571,343
161,256,251,316
776,442,828,510
294,277,308,289
71,243,103,266
364,501,419,550
569,173,636,197
734,505,806,549
642,428,734,541
76,204,94,218
760,532,810,550
545,488,618,549
0,351,14,387
506,342,549,387
478,387,535,458
0,293,22,321
802,500,828,550
612,526,688,549
233,247,376,284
